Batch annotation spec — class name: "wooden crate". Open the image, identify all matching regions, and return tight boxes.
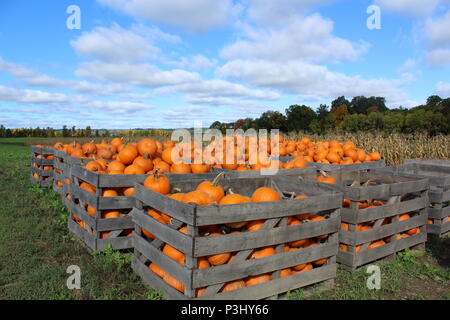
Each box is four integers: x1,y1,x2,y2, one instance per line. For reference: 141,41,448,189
53,149,91,196
66,164,218,251
131,175,342,300
374,162,450,237
404,159,450,167
30,146,54,187
299,170,429,271
278,156,385,172
212,164,316,178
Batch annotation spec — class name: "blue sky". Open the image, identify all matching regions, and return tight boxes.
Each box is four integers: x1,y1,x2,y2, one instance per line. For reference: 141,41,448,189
1,0,450,129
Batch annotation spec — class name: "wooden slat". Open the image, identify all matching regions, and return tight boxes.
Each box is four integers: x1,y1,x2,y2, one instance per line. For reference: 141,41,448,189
195,195,341,226
341,196,428,224
131,208,193,254
134,234,191,286
197,264,336,300
194,217,339,256
337,232,426,268
96,217,135,232
340,214,426,246
132,255,188,300
192,242,337,288
134,183,196,225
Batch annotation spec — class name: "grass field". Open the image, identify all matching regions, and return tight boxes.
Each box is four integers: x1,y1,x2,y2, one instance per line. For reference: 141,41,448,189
0,137,449,300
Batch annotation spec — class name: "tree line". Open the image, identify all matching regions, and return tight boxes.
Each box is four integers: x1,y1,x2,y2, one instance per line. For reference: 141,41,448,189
210,95,450,135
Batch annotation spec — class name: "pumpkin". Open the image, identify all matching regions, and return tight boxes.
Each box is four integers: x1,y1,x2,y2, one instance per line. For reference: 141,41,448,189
191,163,211,174
162,147,176,165
247,220,265,232
183,191,214,206
102,189,118,197
149,263,165,278
137,138,157,157
85,161,103,172
250,247,276,259
108,161,126,172
316,173,336,184
153,160,171,173
163,273,184,293
170,162,192,174
251,187,281,202
221,280,246,292
196,173,225,203
163,244,185,262
102,210,120,219
123,187,135,196
143,170,170,195
207,233,231,266
245,274,272,286
124,164,145,175
133,153,154,172
118,145,138,165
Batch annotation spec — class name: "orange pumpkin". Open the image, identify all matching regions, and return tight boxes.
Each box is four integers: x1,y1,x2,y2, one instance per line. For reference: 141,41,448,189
143,170,170,195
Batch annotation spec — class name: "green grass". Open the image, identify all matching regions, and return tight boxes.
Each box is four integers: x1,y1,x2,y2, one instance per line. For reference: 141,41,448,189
0,140,158,300
0,137,449,300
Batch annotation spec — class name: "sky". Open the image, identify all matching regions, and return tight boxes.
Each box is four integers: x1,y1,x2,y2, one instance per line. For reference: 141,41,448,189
1,0,450,129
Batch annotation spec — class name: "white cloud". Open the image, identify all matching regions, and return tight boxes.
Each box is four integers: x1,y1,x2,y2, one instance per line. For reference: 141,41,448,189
246,0,334,25
436,81,450,96
425,11,450,48
427,49,450,67
75,61,201,87
71,24,159,62
218,59,407,105
221,14,368,63
98,0,234,33
398,58,418,72
0,57,64,87
375,0,441,17
0,85,77,104
156,79,280,100
166,54,217,70
83,101,154,114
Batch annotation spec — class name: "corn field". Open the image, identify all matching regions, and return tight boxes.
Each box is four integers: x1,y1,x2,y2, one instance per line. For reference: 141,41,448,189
284,132,450,166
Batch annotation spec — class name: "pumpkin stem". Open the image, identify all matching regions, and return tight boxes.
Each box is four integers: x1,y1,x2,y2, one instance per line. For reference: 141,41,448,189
144,152,150,159
152,168,161,181
350,180,359,187
319,170,328,177
362,179,372,187
211,172,225,187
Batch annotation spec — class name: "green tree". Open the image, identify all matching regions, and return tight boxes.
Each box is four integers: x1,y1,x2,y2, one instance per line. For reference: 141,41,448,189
426,95,442,108
256,111,287,132
349,96,387,114
85,126,92,137
341,114,368,132
285,105,317,132
383,112,405,133
331,96,350,111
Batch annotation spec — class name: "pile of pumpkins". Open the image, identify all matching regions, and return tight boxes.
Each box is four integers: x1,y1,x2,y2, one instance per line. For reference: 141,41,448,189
277,137,381,165
52,136,383,178
141,171,332,295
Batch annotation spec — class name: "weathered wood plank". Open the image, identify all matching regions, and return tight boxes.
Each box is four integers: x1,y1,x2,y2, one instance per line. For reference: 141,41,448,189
131,208,193,254
340,214,427,246
197,264,336,300
195,195,341,226
132,255,187,300
193,243,337,288
337,232,426,268
134,183,196,225
194,217,339,256
134,234,191,286
341,196,428,224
